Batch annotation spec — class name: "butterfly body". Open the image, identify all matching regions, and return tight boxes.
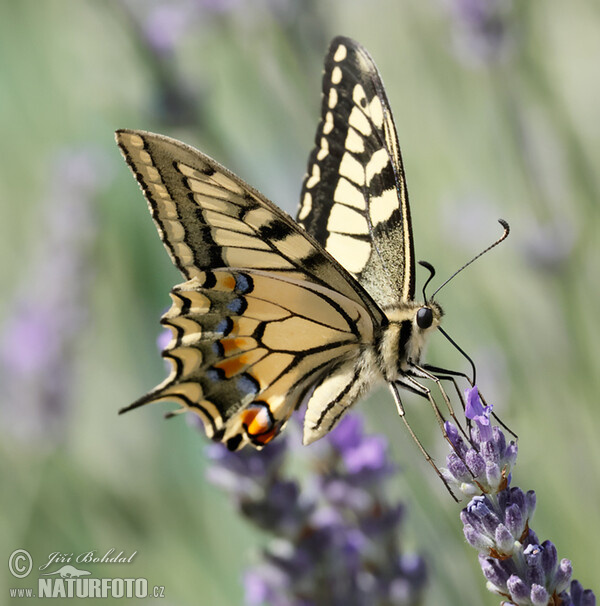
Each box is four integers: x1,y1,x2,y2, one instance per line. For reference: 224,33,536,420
117,36,443,451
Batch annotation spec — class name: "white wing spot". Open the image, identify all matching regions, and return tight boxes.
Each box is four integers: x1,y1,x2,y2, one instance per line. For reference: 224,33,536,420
369,188,398,226
224,248,295,270
162,199,178,220
327,204,368,235
325,233,371,274
298,192,312,221
212,229,270,250
345,128,364,153
349,107,371,137
316,137,329,161
334,177,366,210
323,111,334,135
366,148,390,182
333,44,347,62
352,84,367,108
305,163,321,189
328,88,338,109
339,153,365,186
153,184,169,199
369,96,384,128
186,178,231,199
331,66,342,84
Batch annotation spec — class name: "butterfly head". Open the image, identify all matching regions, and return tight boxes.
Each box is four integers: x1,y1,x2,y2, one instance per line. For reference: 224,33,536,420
408,300,444,362
380,300,443,380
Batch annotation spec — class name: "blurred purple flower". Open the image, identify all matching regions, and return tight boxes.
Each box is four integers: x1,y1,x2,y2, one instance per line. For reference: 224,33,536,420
122,0,244,58
443,387,596,605
206,413,428,605
195,0,243,14
143,4,192,55
443,0,515,67
0,147,110,444
521,218,576,273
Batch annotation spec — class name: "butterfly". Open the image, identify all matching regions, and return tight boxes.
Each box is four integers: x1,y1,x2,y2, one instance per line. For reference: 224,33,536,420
116,36,447,452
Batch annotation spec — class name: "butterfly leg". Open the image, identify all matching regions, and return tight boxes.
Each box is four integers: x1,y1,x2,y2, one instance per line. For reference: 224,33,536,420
395,372,447,434
389,382,458,501
396,371,477,481
411,364,470,441
421,364,470,410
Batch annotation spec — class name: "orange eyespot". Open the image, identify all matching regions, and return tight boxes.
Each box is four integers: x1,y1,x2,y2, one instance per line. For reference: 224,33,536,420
241,402,274,438
252,426,279,446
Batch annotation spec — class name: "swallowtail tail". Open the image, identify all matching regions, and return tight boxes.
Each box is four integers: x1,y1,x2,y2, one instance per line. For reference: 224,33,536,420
117,36,446,451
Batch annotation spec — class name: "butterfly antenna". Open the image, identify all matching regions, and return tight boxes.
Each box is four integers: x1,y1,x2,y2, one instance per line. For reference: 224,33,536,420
438,326,477,385
418,260,436,302
430,219,510,300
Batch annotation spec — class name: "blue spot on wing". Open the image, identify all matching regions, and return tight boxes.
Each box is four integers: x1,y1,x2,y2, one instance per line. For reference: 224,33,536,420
205,368,224,383
227,297,247,315
234,272,253,294
216,317,233,336
236,373,260,397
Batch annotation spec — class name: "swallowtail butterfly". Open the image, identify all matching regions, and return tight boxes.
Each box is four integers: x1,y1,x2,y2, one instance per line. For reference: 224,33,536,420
117,36,448,452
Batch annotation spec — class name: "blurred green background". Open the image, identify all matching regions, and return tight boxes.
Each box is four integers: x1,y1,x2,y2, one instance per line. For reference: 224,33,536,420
1,1,598,604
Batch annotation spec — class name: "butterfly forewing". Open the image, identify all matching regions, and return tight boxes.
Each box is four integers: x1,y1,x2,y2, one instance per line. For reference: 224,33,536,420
116,130,382,321
298,36,415,306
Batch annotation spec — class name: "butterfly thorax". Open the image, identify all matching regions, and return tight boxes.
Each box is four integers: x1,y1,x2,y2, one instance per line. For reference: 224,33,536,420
377,301,444,381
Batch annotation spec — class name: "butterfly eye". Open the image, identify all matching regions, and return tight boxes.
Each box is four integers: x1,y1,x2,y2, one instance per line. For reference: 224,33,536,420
416,307,433,329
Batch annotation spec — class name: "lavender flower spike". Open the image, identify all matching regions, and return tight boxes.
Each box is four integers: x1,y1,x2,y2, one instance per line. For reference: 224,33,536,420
206,414,427,605
443,386,596,605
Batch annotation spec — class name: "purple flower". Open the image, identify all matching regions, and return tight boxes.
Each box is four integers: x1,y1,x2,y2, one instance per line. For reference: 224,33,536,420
143,4,191,55
443,386,596,605
206,413,427,605
563,580,597,606
465,385,493,441
0,147,109,444
443,0,515,67
521,218,576,273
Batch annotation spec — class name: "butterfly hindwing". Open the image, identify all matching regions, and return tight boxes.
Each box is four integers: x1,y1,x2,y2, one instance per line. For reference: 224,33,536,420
126,268,373,450
298,36,415,307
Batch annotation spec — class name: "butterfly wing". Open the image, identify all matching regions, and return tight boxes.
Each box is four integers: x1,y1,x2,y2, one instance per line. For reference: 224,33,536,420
116,129,382,321
298,36,415,307
130,269,373,451
116,129,379,449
